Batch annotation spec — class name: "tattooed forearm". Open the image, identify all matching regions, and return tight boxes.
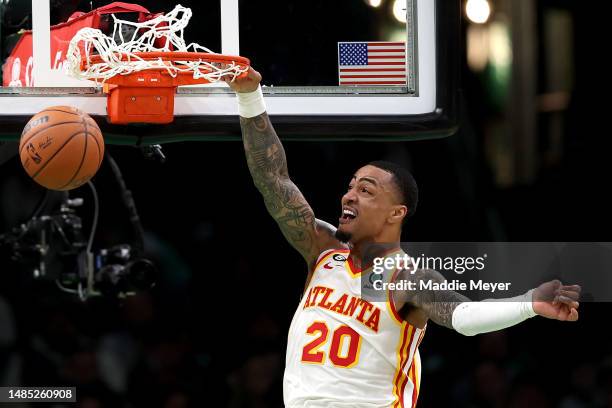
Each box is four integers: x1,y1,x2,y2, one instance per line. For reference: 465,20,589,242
241,114,288,182
240,113,317,259
417,289,470,329
399,269,471,328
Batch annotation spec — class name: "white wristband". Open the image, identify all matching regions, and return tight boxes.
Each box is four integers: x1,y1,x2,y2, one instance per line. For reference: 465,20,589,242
451,289,537,336
236,85,267,118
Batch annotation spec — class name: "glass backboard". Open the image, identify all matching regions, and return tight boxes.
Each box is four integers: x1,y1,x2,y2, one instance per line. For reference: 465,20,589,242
0,0,460,143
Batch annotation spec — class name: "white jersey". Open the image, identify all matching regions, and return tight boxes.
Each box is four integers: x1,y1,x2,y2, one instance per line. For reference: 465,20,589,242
284,249,426,408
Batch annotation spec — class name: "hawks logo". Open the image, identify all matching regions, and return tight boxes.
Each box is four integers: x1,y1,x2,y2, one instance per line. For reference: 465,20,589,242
323,253,348,269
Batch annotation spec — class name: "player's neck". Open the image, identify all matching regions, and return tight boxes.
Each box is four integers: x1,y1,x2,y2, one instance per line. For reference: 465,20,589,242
349,229,402,266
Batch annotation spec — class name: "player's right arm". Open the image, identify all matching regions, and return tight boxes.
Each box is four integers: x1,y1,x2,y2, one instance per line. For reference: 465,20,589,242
229,68,338,265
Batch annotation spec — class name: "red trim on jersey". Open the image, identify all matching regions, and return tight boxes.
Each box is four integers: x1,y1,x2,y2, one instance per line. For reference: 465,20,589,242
391,322,425,407
392,324,410,407
416,328,426,348
398,327,418,408
394,324,416,408
388,267,404,324
346,256,361,277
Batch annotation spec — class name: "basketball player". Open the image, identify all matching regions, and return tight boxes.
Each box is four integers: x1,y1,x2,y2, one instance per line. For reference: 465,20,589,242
227,68,581,408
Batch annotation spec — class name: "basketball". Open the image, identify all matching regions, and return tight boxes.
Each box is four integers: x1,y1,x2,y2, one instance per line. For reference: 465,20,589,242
19,106,104,191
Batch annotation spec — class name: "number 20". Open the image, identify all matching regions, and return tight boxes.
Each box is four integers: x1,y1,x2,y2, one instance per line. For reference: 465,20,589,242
301,321,362,368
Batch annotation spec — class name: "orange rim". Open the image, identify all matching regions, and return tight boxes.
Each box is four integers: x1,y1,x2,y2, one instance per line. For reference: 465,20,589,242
82,51,250,76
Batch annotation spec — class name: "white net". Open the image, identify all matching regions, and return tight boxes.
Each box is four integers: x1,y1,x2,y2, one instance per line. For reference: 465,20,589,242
66,4,248,84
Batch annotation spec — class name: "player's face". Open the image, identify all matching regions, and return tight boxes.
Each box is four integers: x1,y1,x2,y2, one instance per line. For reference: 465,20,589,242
337,165,402,244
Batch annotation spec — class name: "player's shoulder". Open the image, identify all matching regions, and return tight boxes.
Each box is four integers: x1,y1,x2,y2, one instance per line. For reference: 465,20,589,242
314,218,347,250
300,220,347,287
315,218,338,238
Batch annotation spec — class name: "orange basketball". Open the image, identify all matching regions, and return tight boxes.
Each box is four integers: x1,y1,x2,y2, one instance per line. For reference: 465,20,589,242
19,106,104,191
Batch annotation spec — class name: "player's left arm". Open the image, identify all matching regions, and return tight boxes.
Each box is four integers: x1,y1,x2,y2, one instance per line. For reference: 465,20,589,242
394,268,581,335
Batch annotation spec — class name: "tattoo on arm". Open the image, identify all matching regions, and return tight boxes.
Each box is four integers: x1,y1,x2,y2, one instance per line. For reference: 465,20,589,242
240,113,318,260
400,269,471,329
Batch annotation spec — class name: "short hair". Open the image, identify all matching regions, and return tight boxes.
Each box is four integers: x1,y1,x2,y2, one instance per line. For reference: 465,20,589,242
368,160,418,221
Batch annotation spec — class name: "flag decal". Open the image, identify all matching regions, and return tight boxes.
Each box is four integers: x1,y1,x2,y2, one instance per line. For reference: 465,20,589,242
338,41,407,86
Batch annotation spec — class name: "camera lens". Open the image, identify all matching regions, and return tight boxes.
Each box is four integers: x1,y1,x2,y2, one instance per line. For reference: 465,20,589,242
94,258,156,297
126,259,157,290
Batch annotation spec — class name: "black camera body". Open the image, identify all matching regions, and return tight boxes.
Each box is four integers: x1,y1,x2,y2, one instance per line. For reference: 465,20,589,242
95,244,156,298
0,195,156,299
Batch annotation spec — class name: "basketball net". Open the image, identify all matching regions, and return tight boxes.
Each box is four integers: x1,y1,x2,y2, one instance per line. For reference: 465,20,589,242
66,5,248,83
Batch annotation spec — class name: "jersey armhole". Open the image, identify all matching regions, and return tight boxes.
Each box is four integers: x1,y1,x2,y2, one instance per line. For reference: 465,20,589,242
388,268,405,325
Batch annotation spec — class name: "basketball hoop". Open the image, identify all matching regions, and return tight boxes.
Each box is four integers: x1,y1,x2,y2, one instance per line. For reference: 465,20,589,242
66,5,250,124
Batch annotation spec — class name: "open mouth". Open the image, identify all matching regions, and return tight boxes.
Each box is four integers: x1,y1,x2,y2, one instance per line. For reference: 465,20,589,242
339,207,357,224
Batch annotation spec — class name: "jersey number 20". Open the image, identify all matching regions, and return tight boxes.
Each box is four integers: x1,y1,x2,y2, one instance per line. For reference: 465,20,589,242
301,321,362,368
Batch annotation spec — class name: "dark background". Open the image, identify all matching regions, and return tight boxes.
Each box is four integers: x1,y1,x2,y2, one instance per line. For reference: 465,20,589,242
1,0,611,407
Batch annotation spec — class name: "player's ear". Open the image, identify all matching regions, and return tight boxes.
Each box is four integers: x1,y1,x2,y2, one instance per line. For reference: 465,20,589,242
388,205,407,225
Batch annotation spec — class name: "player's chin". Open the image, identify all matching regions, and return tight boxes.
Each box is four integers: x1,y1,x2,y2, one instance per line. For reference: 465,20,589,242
337,218,356,231
335,225,353,243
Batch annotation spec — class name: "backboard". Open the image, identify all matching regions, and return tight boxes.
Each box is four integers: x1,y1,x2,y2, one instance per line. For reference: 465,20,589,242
0,0,460,144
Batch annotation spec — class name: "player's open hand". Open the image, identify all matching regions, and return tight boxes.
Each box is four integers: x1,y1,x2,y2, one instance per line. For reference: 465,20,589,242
224,66,262,93
532,279,581,322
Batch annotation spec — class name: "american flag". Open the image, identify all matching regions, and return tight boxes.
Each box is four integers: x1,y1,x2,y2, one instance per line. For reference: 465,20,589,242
338,41,407,86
